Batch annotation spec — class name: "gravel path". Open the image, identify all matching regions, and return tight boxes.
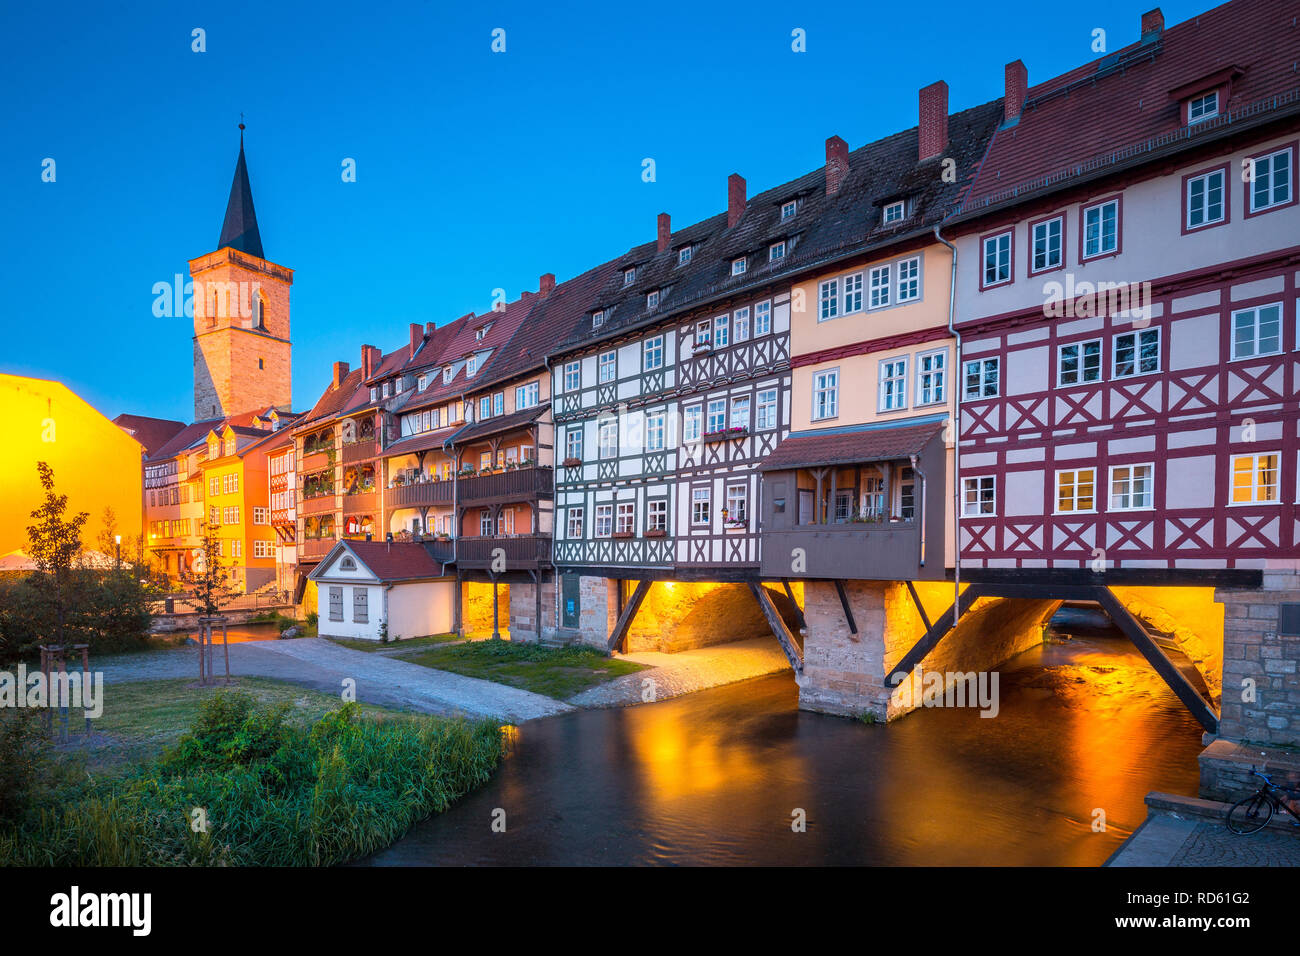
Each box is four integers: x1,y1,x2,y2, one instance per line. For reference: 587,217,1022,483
96,639,573,723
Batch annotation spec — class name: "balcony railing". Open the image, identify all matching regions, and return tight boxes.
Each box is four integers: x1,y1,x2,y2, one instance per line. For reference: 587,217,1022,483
299,494,337,517
454,533,552,570
387,479,454,508
759,522,922,581
300,449,333,472
457,466,553,506
341,439,377,464
342,490,378,514
298,537,337,560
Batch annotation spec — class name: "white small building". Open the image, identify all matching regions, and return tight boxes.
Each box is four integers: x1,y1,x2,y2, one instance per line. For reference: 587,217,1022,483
308,539,455,641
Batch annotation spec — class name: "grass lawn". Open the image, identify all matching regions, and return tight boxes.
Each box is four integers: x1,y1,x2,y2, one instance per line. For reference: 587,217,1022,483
68,677,400,775
405,639,646,699
327,632,460,653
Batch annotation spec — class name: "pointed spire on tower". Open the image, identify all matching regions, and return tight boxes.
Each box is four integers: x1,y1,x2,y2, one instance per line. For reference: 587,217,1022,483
217,120,265,259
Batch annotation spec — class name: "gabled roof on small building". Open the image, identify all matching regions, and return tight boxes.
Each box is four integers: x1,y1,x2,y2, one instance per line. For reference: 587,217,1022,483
758,417,947,472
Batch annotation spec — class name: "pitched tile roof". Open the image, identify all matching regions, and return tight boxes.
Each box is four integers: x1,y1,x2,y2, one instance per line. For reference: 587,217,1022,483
758,419,946,471
960,0,1300,212
317,539,451,581
382,425,459,458
112,414,186,456
450,404,547,446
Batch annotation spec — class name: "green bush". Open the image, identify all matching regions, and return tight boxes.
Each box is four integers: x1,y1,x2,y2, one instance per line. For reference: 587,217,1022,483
0,569,154,664
0,691,503,866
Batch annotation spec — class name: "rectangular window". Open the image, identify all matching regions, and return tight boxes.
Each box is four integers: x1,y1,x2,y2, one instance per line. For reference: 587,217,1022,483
1056,468,1097,514
756,388,777,430
1231,452,1279,504
1187,169,1225,229
566,428,583,461
781,200,796,220
592,309,606,329
695,320,711,348
624,267,636,286
683,405,702,442
645,412,665,451
209,477,219,497
493,392,504,416
648,499,667,532
599,351,617,383
616,502,635,534
755,301,771,336
842,273,864,314
643,335,664,370
1083,199,1119,258
1113,328,1160,378
896,257,920,302
962,476,996,517
231,539,242,558
769,241,786,262
883,200,905,223
253,507,268,525
1109,463,1154,511
868,265,891,309
691,487,711,526
733,307,751,341
813,369,839,420
1058,339,1102,386
515,381,540,409
479,396,491,419
1249,147,1293,212
1231,304,1282,360
726,485,748,522
563,361,581,392
352,588,368,624
1031,216,1063,272
595,504,613,538
713,314,730,348
916,350,946,405
819,279,839,321
479,451,492,471
706,399,727,434
982,231,1012,286
599,420,618,459
964,357,999,399
730,395,750,431
732,258,746,276
480,509,492,536
647,290,660,310
328,586,343,622
1188,90,1218,123
567,506,584,538
899,467,916,521
879,358,907,411
209,506,220,526
678,246,692,266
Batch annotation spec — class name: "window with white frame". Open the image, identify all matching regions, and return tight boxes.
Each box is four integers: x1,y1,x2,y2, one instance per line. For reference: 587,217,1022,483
869,265,891,309
516,381,540,409
599,420,618,459
1113,328,1160,377
732,257,746,276
1230,452,1279,504
819,279,839,320
1187,168,1225,228
616,502,635,534
624,267,636,286
842,272,863,314
757,388,777,430
479,395,491,419
1187,90,1218,123
883,200,905,224
982,232,1011,285
1059,339,1102,386
253,540,271,558
565,427,583,461
769,241,786,262
962,476,995,516
1083,199,1119,258
648,499,667,531
813,369,839,420
592,309,606,329
964,357,999,399
595,504,613,537
1031,217,1063,271
781,200,796,220
1056,467,1097,513
706,398,727,434
647,290,660,310
645,412,665,451
916,350,946,405
253,507,268,525
643,335,664,370
726,484,748,522
755,300,771,336
713,314,730,348
730,395,750,431
683,405,702,442
678,246,692,266
1249,147,1293,212
691,487,711,525
733,306,750,341
466,354,479,376
879,358,907,411
231,540,242,559
1231,303,1282,360
695,320,711,348
563,361,581,392
566,506,584,538
599,351,616,383
896,257,920,302
1109,463,1154,511
493,392,504,416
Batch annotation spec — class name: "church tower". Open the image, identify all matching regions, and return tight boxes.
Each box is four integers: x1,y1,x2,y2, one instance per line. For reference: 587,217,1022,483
191,127,293,421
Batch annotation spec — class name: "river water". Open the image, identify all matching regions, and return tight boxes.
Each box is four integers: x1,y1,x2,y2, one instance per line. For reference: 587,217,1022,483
365,635,1205,866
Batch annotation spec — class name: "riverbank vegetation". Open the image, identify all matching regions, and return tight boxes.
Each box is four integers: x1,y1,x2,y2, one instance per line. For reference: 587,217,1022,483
0,685,503,866
406,638,646,699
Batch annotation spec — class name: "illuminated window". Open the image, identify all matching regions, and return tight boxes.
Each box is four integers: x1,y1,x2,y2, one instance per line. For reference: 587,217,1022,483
1230,452,1279,504
1055,468,1096,513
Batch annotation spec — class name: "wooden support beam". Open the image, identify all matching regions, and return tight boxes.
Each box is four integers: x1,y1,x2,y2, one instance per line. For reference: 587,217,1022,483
607,578,651,653
905,580,932,632
781,579,806,630
749,583,803,673
885,584,986,688
1093,587,1220,734
833,580,859,640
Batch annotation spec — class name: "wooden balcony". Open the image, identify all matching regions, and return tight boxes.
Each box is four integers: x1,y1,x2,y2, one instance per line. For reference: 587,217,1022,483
300,450,332,472
299,494,336,517
759,523,925,580
454,534,552,570
298,537,337,561
457,466,553,507
342,490,378,514
341,439,377,464
387,480,454,509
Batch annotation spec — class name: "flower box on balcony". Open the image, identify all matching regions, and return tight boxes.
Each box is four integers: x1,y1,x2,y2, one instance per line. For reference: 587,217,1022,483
703,427,748,442
644,528,667,538
562,457,582,468
612,531,634,539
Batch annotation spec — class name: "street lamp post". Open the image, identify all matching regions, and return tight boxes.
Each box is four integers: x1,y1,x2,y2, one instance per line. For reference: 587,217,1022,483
114,534,121,571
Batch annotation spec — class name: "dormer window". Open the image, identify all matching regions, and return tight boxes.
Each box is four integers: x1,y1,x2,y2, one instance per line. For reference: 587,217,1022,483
442,366,452,385
466,355,478,377
382,382,391,398
475,322,492,341
417,374,427,391
394,378,404,394
1188,90,1218,124
678,246,692,266
883,201,906,224
647,290,660,310
369,387,378,402
623,267,635,286
592,309,606,329
769,241,786,262
732,257,747,276
781,200,796,221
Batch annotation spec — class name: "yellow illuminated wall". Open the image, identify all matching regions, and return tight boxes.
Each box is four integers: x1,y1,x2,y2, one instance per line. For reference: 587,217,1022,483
0,373,143,556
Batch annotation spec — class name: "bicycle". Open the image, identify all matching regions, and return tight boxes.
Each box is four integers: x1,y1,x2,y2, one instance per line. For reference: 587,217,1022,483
1225,767,1300,834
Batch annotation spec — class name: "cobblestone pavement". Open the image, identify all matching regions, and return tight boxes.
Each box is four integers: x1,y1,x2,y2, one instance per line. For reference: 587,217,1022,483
1108,808,1300,866
95,639,572,723
566,636,794,708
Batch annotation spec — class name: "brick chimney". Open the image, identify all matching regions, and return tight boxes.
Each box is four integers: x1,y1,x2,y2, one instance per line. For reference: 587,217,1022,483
1004,60,1028,124
825,136,849,196
919,81,949,161
657,212,671,253
332,361,350,388
539,273,556,297
728,173,746,228
361,344,380,380
426,321,436,336
409,322,423,358
1141,7,1164,35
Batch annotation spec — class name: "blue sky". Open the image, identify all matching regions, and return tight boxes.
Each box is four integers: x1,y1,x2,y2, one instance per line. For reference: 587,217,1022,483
1,0,1213,423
